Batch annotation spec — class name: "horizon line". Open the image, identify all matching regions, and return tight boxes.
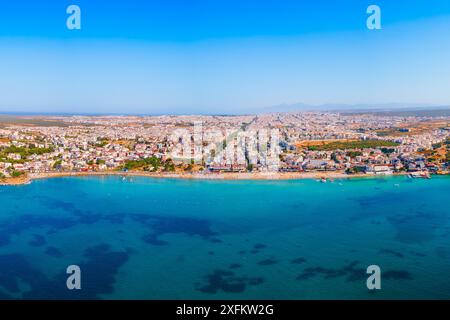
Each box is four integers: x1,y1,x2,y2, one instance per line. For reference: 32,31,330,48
2,105,450,118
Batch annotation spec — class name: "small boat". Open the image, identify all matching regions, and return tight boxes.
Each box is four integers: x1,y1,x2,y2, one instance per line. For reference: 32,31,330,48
320,177,327,183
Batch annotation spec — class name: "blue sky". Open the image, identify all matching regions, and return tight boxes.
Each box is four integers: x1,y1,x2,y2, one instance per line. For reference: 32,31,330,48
1,0,450,114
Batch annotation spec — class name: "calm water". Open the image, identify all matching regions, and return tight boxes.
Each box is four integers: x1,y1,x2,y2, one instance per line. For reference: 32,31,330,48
0,175,449,299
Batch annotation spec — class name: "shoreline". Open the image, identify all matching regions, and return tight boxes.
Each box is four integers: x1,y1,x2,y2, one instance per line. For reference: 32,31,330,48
0,170,436,185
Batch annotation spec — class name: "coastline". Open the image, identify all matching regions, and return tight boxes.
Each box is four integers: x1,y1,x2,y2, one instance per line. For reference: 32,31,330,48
0,170,423,185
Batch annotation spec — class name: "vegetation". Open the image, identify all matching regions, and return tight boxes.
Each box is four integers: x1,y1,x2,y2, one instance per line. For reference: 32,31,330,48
308,140,400,151
122,156,162,171
444,138,450,162
331,153,340,163
0,145,54,160
10,171,24,178
95,137,109,147
163,160,175,172
346,151,362,158
53,159,62,169
345,166,365,174
380,148,396,155
376,131,390,137
96,141,108,147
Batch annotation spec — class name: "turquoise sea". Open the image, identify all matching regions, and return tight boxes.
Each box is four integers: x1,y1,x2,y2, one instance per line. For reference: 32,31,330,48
0,175,449,299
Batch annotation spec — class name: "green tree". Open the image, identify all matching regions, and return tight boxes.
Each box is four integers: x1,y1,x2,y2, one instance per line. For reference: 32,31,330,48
11,171,24,178
53,159,62,169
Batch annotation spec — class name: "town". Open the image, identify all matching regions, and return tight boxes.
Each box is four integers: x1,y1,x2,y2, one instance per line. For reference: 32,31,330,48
0,111,449,184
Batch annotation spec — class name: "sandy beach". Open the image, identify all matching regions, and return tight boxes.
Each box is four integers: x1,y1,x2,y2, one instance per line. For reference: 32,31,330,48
0,170,419,186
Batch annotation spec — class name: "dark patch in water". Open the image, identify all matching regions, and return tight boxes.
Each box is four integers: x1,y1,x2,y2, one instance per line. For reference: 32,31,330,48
238,250,246,255
196,270,264,294
387,211,442,243
208,251,215,255
379,249,404,258
103,213,126,224
45,246,64,258
296,261,413,283
32,196,77,212
131,214,217,246
79,244,129,295
0,209,130,247
254,243,267,250
409,250,426,257
30,244,129,299
0,214,78,246
0,244,129,299
383,270,413,280
296,261,366,282
210,238,223,244
229,264,242,269
436,247,450,260
291,257,307,265
73,211,103,225
250,250,259,254
0,254,49,295
257,258,278,266
142,233,168,246
28,234,47,247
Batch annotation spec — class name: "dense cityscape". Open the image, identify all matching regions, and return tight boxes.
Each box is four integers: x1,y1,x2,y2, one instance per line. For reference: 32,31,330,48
0,111,449,184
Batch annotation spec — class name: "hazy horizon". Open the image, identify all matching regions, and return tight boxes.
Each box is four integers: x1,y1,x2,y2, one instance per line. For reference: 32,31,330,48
1,103,450,117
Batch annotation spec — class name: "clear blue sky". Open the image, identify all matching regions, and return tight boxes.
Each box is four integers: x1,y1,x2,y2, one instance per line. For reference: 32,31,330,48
1,0,450,114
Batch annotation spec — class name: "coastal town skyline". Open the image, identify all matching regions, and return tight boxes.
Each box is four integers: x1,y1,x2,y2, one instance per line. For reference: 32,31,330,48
1,110,449,185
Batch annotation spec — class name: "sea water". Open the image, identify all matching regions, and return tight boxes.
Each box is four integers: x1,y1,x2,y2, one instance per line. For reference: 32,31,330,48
0,175,449,299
